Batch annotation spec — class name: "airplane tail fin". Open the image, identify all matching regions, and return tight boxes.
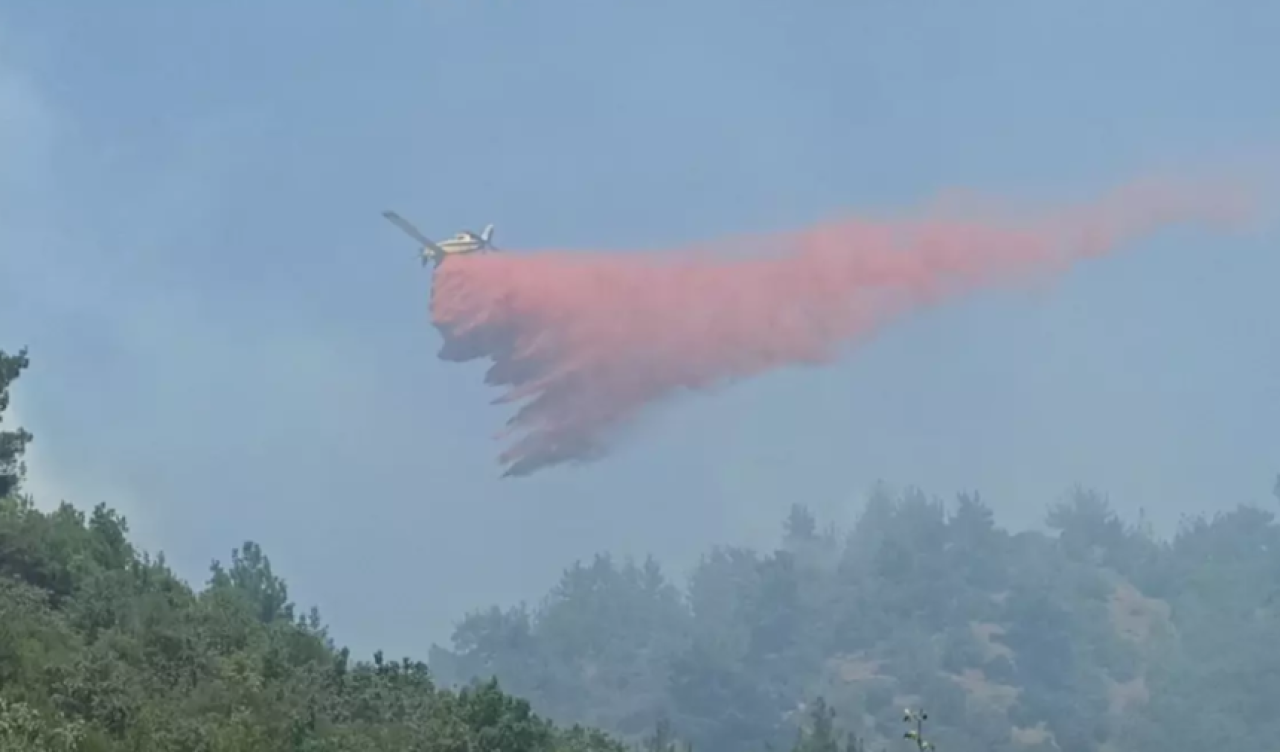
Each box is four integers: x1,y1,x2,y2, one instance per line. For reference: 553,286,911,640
481,224,496,247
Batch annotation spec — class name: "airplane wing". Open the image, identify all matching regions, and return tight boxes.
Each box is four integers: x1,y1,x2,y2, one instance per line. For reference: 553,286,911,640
382,210,440,251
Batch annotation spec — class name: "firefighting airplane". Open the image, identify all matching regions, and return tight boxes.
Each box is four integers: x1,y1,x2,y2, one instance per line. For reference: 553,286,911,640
381,210,497,267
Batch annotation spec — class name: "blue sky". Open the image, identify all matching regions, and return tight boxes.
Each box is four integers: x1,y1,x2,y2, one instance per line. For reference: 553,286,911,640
1,0,1277,659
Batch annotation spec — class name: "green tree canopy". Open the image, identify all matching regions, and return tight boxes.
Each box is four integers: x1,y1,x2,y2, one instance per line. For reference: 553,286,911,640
437,486,1280,752
0,348,628,752
0,347,32,497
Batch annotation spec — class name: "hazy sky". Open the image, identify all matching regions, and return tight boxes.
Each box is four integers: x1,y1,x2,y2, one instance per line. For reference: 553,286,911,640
1,1,1277,659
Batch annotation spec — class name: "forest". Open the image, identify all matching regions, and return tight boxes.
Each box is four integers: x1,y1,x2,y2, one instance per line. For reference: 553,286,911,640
0,348,637,752
4,343,1278,751
430,469,1280,748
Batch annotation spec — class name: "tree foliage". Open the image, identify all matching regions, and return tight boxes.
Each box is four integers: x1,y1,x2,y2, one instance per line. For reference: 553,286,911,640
0,347,33,498
0,490,638,752
437,488,1280,751
0,349,628,752
6,343,1277,751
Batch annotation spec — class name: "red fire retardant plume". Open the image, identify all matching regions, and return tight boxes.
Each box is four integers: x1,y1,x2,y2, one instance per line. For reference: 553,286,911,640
428,179,1250,478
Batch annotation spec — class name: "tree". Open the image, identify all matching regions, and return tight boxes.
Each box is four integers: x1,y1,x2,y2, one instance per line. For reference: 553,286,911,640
1045,487,1126,566
440,480,1280,751
14,336,1280,752
784,504,818,544
0,493,628,752
642,716,691,752
214,540,294,624
0,347,32,498
793,697,839,752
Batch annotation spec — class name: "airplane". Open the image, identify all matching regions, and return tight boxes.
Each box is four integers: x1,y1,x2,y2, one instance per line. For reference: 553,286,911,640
381,210,497,267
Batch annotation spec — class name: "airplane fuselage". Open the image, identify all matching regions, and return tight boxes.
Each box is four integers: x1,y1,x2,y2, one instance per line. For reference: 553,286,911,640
382,211,496,267
436,237,486,255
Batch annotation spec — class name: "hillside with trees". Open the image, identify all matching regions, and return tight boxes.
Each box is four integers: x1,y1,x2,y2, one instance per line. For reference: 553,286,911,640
432,481,1280,751
0,346,633,752
6,340,1278,752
